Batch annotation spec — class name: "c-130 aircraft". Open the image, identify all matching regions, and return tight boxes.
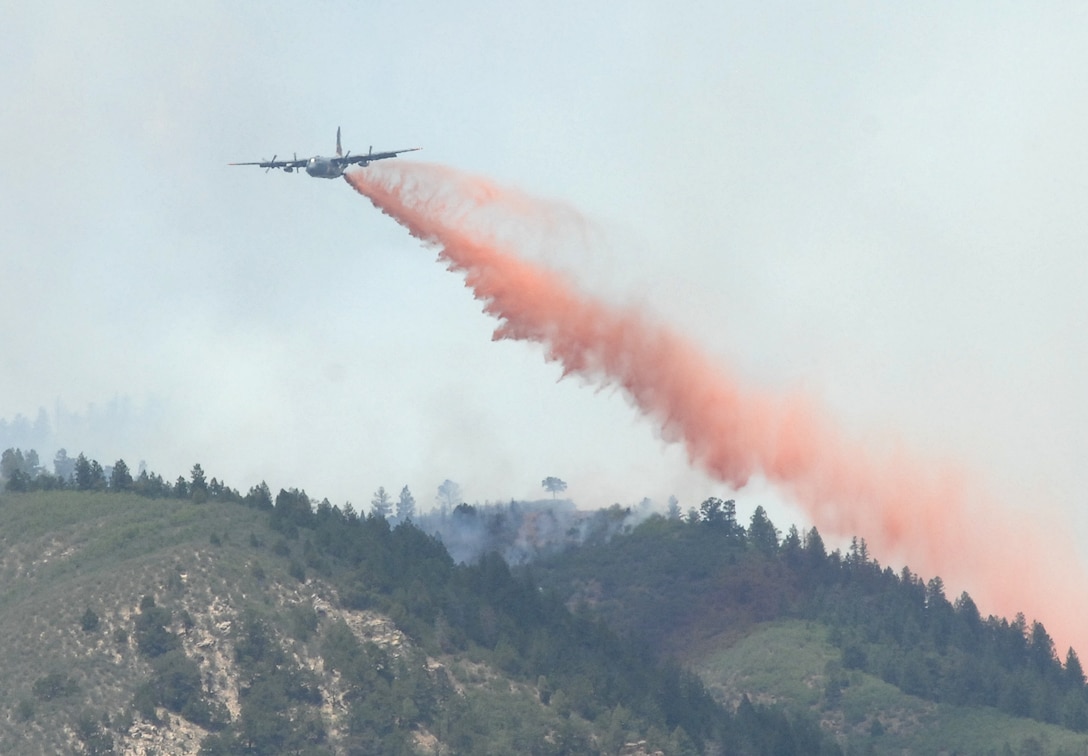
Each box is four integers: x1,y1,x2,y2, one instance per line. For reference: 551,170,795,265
230,127,420,178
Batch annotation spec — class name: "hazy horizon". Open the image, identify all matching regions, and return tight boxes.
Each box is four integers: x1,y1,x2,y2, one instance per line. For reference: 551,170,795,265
5,4,1087,621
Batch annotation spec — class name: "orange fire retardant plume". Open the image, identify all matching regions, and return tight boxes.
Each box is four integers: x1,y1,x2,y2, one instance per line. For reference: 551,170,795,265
345,163,1086,658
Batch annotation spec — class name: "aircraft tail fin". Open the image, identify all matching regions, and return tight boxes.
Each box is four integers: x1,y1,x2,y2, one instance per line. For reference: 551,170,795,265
336,127,342,157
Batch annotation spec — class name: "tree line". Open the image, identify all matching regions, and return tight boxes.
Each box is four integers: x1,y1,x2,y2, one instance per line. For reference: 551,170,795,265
1,447,844,754
533,498,1088,735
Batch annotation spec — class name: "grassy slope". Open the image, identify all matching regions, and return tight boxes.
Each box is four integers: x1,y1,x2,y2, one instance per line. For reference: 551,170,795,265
696,620,1088,755
0,490,310,753
0,491,662,755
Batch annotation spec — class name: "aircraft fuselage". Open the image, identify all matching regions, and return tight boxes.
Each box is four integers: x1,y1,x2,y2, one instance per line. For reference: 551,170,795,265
305,157,344,179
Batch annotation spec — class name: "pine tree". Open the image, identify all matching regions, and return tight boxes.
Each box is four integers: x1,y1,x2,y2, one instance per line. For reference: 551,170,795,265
747,505,779,554
74,454,94,490
190,463,208,499
396,486,416,522
89,460,106,490
1065,648,1086,689
371,487,392,519
110,459,133,491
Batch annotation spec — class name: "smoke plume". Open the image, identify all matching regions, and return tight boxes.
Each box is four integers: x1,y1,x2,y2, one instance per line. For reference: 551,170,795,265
345,163,1086,656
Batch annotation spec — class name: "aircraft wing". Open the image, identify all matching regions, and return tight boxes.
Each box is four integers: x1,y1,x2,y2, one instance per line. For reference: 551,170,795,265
228,157,307,171
339,147,422,167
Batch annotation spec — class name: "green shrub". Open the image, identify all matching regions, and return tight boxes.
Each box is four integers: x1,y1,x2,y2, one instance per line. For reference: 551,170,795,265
80,607,100,633
288,559,306,583
15,698,34,722
33,671,79,701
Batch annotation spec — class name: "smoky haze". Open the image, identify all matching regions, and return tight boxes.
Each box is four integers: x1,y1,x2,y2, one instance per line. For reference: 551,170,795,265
345,162,1088,657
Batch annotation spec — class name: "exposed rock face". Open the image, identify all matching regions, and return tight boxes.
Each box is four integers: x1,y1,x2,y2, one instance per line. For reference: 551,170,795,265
618,741,665,756
109,575,420,755
121,717,208,756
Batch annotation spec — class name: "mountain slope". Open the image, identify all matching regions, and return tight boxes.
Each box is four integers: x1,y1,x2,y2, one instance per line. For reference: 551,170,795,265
698,620,1088,755
530,511,1088,755
0,489,839,755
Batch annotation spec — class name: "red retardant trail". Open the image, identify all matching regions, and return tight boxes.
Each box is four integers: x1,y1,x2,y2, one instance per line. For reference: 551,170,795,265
345,163,1086,656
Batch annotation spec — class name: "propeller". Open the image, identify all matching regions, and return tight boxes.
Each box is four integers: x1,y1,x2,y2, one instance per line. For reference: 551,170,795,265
265,155,277,173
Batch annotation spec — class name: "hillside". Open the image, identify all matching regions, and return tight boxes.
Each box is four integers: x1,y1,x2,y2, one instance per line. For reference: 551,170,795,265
5,456,1088,755
529,507,1088,755
0,486,837,755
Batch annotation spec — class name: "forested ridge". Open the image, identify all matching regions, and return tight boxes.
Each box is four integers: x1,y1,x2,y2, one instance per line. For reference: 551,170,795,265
0,450,841,755
531,498,1088,741
3,447,1086,753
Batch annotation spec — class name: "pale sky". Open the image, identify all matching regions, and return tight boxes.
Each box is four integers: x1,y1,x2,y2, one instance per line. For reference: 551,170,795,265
3,2,1087,554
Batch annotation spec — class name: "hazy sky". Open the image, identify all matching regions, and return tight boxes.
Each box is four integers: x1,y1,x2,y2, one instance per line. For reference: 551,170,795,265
3,3,1087,548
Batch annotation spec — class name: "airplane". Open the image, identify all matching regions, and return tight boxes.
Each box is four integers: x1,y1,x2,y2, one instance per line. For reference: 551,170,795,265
230,127,420,178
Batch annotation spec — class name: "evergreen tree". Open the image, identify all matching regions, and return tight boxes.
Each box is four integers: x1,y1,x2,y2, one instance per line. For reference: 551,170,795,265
781,525,803,568
698,497,739,533
370,487,392,519
88,459,106,490
110,459,133,491
342,501,359,524
74,454,94,490
190,463,208,501
803,527,826,568
1028,621,1058,675
1065,648,1086,689
245,481,273,510
747,505,779,554
396,486,416,522
272,488,313,531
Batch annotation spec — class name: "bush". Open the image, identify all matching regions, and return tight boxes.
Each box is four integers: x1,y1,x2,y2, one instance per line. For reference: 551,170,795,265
80,607,100,633
287,605,319,642
147,649,227,728
74,709,114,756
15,698,34,722
133,683,160,723
114,708,134,733
33,671,78,701
134,601,179,658
288,560,306,583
